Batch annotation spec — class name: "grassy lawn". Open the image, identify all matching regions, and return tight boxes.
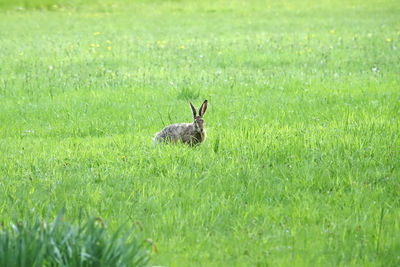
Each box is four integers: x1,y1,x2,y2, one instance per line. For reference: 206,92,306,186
0,0,399,265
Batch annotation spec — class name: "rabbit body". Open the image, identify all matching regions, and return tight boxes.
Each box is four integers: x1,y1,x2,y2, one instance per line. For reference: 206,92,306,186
153,100,208,146
153,122,206,146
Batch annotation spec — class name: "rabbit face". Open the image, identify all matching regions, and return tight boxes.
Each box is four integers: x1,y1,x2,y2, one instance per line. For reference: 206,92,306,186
190,100,208,133
194,116,205,132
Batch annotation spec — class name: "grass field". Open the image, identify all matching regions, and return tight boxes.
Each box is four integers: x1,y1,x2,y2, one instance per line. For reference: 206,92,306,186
0,0,399,265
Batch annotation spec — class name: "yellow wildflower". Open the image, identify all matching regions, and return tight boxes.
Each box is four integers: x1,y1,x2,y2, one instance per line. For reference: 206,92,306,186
94,32,101,36
107,46,112,51
386,38,391,42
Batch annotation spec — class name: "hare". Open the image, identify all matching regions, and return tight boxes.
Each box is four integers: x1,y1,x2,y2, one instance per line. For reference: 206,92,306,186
153,100,208,146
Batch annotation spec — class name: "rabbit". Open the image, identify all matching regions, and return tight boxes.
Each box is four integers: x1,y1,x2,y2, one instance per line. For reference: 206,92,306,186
153,100,208,146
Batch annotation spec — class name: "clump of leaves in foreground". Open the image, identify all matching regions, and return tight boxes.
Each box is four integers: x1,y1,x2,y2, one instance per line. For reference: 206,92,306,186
0,209,151,267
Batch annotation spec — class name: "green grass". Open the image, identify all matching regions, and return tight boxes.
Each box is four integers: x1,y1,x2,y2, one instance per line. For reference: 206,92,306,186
0,207,151,266
0,0,399,265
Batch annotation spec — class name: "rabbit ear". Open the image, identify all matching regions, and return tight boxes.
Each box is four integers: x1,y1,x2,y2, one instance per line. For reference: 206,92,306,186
190,102,197,118
199,100,208,116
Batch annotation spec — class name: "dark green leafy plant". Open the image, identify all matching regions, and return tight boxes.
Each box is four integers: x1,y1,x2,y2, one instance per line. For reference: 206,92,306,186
0,209,151,267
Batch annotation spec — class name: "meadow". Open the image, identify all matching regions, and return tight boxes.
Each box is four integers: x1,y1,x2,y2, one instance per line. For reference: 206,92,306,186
0,0,399,265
